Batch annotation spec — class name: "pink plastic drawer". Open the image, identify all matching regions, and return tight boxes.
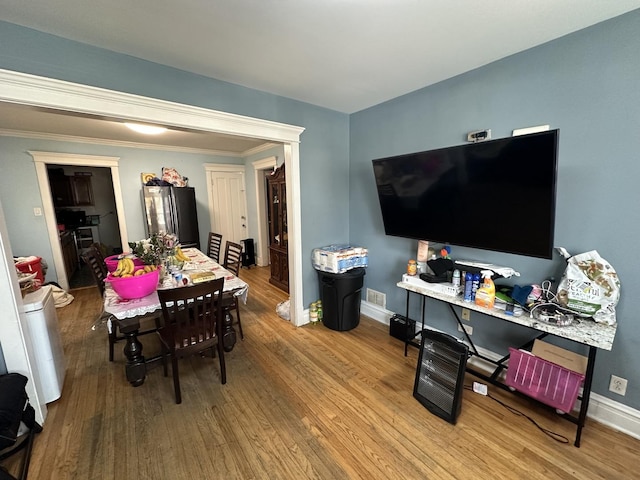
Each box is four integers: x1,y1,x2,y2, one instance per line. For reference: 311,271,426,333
506,347,585,413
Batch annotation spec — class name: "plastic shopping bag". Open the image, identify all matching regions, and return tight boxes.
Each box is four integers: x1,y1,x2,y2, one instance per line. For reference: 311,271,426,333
555,249,620,325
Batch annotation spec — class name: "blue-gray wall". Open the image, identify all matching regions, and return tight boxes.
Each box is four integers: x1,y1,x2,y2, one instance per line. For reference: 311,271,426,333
0,136,243,275
1,10,639,411
350,11,640,408
0,19,351,308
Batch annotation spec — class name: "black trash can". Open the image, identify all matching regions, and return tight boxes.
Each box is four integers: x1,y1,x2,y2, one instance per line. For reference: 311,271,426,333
317,267,366,331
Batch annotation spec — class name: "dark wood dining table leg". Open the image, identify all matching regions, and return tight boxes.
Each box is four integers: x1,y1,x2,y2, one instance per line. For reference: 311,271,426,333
117,319,147,387
222,309,237,352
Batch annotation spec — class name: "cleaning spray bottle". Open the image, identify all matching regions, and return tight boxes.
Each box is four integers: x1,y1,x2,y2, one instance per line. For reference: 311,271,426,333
475,270,496,309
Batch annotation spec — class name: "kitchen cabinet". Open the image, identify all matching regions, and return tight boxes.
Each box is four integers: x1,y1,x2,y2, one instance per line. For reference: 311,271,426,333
50,173,74,207
267,164,288,292
48,171,94,207
71,175,94,206
60,231,78,277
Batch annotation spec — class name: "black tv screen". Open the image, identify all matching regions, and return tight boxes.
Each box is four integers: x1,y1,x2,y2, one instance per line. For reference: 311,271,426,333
372,130,559,259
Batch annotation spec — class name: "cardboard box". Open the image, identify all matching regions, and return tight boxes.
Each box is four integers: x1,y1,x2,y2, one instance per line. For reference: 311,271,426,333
531,339,588,375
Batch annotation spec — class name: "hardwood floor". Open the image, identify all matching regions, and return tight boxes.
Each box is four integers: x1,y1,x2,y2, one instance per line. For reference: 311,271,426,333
4,266,638,479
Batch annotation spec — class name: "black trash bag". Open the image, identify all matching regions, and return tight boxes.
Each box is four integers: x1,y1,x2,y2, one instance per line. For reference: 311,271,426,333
0,374,41,453
0,374,28,451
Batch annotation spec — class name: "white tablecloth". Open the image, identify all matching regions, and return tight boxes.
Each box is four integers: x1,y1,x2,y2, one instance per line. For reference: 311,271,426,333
104,248,249,321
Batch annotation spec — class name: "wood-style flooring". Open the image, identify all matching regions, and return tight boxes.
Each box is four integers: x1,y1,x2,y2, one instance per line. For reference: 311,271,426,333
3,266,638,479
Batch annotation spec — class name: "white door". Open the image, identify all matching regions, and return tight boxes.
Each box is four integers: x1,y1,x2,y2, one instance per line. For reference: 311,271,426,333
206,166,248,246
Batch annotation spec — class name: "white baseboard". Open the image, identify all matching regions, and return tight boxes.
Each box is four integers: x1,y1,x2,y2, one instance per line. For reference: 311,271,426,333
360,300,640,441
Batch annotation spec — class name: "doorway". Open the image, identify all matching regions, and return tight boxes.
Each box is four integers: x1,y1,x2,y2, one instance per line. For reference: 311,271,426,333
47,164,122,289
1,69,305,325
31,151,128,292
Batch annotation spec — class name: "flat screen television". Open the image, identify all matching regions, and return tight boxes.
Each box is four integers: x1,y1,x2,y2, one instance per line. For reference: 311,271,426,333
372,130,559,259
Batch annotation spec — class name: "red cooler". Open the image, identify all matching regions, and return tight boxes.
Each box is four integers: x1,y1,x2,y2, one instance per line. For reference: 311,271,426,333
16,256,45,285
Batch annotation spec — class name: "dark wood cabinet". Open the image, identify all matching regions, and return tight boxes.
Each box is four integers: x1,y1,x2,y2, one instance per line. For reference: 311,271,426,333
71,175,94,206
267,164,289,292
60,231,78,278
49,170,94,207
50,173,74,207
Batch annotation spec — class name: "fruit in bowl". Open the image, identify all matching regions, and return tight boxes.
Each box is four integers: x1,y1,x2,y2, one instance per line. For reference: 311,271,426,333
105,265,160,299
105,254,144,273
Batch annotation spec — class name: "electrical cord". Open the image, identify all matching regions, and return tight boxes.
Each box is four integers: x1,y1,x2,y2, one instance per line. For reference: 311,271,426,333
464,384,569,444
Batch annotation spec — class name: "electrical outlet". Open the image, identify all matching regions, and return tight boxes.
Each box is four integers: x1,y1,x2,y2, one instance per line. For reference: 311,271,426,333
457,324,473,336
462,308,471,321
609,375,627,396
33,207,42,216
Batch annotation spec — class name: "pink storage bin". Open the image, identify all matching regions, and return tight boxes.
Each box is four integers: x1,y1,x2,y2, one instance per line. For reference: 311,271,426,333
105,254,144,272
506,347,585,413
105,267,159,300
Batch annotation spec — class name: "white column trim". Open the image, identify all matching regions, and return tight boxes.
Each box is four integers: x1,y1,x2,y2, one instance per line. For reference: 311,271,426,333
252,156,277,267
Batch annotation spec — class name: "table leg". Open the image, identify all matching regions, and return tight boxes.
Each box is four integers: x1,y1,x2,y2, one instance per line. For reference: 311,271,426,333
222,309,237,352
122,330,147,387
575,346,597,447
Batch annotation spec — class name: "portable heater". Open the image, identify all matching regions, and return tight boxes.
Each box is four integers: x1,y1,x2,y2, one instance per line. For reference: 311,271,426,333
413,329,468,424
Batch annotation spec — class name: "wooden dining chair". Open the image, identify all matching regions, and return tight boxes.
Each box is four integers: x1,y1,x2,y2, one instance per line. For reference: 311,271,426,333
157,278,226,404
223,241,243,276
82,250,107,297
83,248,160,362
90,242,106,269
82,249,120,361
222,241,244,340
206,232,223,263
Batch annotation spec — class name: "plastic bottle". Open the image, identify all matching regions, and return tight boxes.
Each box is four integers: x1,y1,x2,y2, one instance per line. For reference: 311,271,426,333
407,259,417,276
463,272,473,302
452,269,461,289
475,270,496,308
310,302,318,323
316,300,323,324
471,272,481,301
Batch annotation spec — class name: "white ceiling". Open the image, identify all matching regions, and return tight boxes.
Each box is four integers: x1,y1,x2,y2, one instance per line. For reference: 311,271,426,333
1,1,639,151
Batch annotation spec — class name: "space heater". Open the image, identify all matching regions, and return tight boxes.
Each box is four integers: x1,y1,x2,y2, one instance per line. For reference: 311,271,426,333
413,329,468,424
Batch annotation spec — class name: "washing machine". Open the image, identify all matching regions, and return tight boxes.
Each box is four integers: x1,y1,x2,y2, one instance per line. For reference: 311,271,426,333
22,285,66,403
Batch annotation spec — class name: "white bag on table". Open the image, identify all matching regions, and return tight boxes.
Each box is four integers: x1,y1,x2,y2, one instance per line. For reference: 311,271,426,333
555,249,620,325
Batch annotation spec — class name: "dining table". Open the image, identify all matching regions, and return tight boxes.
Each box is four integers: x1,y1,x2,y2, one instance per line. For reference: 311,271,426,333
103,247,249,387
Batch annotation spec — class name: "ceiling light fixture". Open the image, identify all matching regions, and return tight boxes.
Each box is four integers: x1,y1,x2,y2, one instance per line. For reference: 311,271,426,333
124,122,167,135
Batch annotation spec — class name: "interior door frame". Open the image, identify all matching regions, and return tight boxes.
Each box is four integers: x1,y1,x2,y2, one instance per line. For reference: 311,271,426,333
204,163,248,245
0,68,306,326
252,156,277,266
30,151,126,291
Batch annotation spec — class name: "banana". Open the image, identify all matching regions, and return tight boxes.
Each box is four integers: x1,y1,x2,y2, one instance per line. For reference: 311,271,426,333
113,259,125,277
124,258,135,275
175,247,190,262
121,273,133,278
134,269,146,276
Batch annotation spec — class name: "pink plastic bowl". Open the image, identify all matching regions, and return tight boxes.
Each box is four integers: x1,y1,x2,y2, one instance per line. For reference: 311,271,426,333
105,254,145,273
105,267,160,299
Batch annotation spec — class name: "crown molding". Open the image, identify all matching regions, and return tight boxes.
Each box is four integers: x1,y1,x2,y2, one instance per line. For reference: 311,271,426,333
0,128,278,157
0,69,305,143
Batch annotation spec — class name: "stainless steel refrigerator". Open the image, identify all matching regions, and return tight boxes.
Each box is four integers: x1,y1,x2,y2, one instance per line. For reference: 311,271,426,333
142,186,200,249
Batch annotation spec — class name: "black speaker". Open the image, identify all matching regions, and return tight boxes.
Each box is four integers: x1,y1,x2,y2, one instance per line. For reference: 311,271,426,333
241,238,256,268
413,330,468,424
389,314,416,341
